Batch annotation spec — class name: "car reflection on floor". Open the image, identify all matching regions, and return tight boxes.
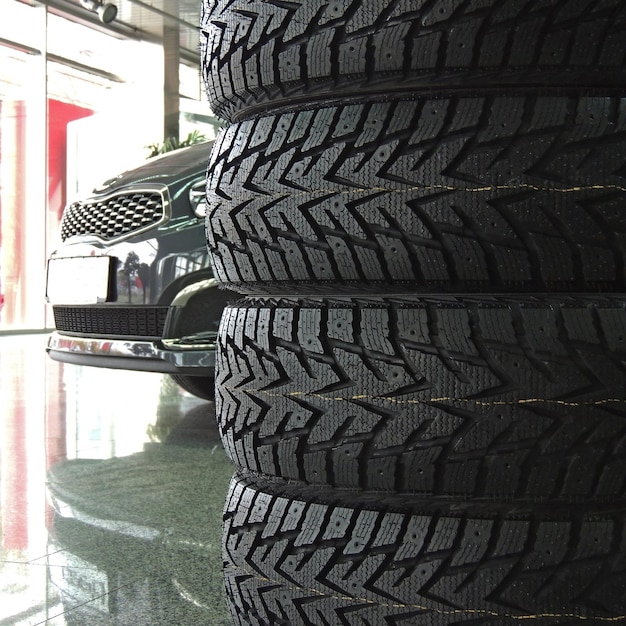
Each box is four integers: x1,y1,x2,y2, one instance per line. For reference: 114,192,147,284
0,334,233,626
47,434,233,626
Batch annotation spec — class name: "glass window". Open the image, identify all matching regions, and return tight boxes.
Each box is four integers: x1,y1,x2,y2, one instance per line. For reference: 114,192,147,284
0,0,209,332
0,4,47,330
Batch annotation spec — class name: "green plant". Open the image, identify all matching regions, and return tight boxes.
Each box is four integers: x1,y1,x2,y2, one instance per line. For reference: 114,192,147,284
146,129,208,158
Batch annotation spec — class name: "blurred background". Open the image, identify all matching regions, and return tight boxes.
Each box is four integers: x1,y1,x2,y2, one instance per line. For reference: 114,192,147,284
0,3,233,624
0,0,221,333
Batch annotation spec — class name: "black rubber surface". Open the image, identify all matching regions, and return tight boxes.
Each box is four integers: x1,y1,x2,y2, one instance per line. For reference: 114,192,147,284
216,295,626,501
206,95,626,294
223,471,626,625
169,374,215,400
201,0,626,121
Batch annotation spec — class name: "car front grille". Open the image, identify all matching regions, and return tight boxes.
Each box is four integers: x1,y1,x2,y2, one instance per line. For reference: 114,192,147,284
60,190,166,242
53,306,169,338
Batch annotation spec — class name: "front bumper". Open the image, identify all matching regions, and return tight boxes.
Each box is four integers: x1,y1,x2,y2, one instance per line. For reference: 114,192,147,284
46,332,217,376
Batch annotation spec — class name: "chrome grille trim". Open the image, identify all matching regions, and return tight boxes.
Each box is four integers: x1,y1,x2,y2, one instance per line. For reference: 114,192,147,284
60,188,167,242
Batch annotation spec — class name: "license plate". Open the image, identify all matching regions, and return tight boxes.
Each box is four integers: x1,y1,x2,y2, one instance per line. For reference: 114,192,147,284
48,547,110,612
46,256,113,304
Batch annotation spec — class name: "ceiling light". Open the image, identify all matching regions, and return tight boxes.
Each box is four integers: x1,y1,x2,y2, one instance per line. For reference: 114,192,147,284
80,0,118,24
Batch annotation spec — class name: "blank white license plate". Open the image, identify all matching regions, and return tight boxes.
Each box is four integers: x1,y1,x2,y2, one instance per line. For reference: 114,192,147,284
48,547,110,613
46,256,113,304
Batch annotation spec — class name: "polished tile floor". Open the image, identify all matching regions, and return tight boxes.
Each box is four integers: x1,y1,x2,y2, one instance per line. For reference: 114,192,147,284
0,333,234,625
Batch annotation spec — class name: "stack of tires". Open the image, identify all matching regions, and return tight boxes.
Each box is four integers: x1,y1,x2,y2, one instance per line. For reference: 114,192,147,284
200,1,626,624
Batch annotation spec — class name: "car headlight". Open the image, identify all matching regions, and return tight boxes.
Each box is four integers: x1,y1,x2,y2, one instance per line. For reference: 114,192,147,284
189,179,207,218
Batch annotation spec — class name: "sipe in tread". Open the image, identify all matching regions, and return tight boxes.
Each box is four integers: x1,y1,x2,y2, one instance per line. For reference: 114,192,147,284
222,471,626,626
206,95,626,294
215,295,626,501
201,0,626,121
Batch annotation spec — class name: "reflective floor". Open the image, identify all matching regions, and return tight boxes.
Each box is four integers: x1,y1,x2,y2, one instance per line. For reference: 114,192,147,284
0,333,233,625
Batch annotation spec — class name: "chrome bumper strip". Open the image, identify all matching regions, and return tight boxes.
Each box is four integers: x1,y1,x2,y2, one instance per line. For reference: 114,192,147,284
46,332,216,374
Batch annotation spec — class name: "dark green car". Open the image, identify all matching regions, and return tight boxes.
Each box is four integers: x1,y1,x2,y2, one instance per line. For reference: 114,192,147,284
46,141,232,399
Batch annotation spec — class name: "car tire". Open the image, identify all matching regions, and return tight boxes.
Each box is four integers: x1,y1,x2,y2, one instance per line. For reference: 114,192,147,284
206,95,626,294
223,470,626,626
203,6,626,622
200,0,626,121
169,374,215,401
216,295,626,501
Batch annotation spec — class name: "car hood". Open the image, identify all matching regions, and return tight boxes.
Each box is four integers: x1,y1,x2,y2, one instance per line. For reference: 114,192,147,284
93,141,213,193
